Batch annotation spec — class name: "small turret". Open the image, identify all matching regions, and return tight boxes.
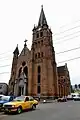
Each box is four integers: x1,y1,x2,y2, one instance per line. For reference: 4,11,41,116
13,44,19,58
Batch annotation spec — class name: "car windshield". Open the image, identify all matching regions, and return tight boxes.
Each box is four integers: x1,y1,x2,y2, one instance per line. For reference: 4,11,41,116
0,96,10,101
13,96,25,101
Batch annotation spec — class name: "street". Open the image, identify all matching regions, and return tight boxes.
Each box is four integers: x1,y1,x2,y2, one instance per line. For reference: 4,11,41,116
0,101,80,120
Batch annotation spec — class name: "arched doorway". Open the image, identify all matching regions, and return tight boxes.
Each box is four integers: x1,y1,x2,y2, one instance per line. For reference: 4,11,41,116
18,65,28,96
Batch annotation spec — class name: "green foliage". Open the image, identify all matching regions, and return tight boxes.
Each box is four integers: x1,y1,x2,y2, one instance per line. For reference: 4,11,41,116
71,85,74,93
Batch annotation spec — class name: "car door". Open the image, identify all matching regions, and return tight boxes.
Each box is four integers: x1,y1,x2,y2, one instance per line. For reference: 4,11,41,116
29,97,34,108
24,97,30,109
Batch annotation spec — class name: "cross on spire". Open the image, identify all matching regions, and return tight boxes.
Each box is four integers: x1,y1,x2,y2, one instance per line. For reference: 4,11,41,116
24,39,28,44
41,5,43,8
24,39,28,47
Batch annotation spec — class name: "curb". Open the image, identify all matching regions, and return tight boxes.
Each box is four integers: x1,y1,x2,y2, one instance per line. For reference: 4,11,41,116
39,100,56,103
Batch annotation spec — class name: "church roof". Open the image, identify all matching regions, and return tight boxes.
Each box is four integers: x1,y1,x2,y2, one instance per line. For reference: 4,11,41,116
57,66,65,73
20,46,30,56
57,63,68,73
38,5,48,27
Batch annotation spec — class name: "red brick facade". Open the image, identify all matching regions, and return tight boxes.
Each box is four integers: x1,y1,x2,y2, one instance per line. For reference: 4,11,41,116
57,64,71,97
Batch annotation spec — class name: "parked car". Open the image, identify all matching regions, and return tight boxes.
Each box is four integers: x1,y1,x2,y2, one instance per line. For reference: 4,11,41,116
0,96,15,111
3,96,38,114
0,94,5,99
57,97,67,102
73,94,80,101
67,95,73,100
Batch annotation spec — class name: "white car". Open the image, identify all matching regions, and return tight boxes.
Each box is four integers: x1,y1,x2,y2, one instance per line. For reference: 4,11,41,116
57,97,67,102
67,95,73,100
0,95,5,99
73,94,80,101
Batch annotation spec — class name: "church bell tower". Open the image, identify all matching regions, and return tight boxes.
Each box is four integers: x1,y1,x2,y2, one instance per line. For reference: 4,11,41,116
31,5,58,98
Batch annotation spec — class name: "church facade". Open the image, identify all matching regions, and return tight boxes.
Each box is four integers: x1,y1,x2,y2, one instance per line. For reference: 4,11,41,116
8,6,59,98
57,64,71,97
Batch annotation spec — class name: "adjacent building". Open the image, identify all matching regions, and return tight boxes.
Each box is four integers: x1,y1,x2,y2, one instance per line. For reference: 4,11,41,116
8,6,58,98
57,63,71,97
0,83,8,95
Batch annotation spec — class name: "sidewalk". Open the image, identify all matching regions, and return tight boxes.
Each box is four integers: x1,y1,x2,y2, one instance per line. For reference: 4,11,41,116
39,99,57,103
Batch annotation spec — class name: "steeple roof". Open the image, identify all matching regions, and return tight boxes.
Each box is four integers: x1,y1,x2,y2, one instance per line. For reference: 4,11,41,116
38,5,48,27
13,44,19,56
19,40,30,57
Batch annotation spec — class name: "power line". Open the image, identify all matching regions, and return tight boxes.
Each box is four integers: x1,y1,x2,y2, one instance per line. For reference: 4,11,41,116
53,25,80,36
57,56,80,63
55,30,80,41
0,46,80,64
0,56,12,60
0,58,11,61
0,65,11,68
0,50,12,56
0,57,80,74
56,46,80,54
0,56,80,75
54,34,80,44
0,55,12,60
0,28,80,57
0,72,10,74
0,22,80,57
60,19,80,29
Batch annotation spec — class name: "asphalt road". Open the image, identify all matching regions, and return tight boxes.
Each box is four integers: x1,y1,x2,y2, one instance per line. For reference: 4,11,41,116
0,101,80,120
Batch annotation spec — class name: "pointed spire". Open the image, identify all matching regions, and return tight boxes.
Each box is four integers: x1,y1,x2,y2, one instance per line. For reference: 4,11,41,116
23,39,28,55
13,44,19,56
38,5,48,27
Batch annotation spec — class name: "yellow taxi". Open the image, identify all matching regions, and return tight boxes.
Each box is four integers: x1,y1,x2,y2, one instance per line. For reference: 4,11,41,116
3,96,38,114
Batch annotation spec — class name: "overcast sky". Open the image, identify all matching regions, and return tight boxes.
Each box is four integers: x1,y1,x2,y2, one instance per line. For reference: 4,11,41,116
0,0,80,85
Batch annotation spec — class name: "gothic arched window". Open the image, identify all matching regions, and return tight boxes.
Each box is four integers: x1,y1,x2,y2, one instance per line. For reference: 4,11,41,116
37,66,41,94
37,86,41,94
38,66,41,74
41,40,43,45
35,53,37,59
36,33,39,38
23,66,28,77
40,32,43,37
38,52,40,58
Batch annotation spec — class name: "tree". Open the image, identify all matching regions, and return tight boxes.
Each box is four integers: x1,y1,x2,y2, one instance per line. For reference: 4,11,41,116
78,84,80,89
75,84,77,89
71,85,74,93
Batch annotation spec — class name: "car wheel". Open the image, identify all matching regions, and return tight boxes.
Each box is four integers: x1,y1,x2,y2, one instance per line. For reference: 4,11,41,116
32,104,36,110
4,111,8,114
17,107,22,114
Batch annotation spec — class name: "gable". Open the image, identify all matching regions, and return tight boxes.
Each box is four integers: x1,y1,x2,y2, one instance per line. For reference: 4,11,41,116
20,47,30,56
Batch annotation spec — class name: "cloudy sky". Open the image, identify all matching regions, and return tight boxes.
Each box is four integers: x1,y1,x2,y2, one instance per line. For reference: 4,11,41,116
0,0,80,85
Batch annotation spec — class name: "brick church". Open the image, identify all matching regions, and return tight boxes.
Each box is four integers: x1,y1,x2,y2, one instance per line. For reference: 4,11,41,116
8,6,70,98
